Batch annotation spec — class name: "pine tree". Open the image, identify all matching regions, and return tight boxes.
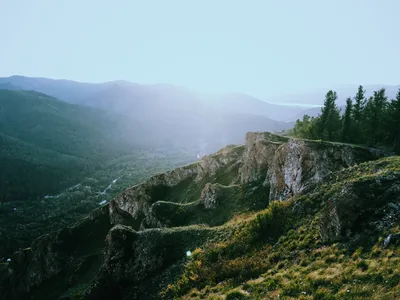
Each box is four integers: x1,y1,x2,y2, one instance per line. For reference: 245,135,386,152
352,85,366,143
309,116,320,140
387,89,400,153
364,88,388,146
341,97,353,142
319,90,341,141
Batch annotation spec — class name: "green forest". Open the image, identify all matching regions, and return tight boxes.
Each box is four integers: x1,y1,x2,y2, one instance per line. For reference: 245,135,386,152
288,86,400,153
0,89,143,203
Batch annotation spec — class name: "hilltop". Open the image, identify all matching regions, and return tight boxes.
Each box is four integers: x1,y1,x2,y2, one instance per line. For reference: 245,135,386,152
0,132,398,299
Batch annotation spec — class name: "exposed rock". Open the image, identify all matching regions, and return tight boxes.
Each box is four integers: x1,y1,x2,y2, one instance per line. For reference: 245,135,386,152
85,225,221,299
239,133,390,201
109,146,243,231
200,183,221,209
383,234,400,248
269,139,391,200
388,202,400,211
319,199,341,243
3,205,112,299
319,171,400,243
195,145,244,182
384,234,392,248
239,132,284,184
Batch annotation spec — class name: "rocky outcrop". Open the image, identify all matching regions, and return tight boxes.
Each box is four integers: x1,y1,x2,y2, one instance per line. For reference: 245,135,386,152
2,205,112,299
109,163,198,229
239,132,286,184
199,183,221,209
319,199,341,242
239,132,390,201
109,146,244,230
85,224,222,299
196,145,244,182
108,132,389,233
319,171,400,243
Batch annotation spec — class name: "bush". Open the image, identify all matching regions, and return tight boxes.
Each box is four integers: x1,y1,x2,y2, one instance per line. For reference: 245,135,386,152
226,290,249,300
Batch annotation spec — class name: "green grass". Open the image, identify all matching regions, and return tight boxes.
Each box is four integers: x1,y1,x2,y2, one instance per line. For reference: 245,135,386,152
160,157,400,299
148,183,270,229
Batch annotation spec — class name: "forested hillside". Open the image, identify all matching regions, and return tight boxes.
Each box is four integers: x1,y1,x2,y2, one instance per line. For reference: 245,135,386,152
0,89,147,202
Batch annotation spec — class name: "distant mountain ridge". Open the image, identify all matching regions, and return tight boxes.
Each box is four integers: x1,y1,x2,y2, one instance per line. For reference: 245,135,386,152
0,75,307,122
0,75,297,154
2,76,398,123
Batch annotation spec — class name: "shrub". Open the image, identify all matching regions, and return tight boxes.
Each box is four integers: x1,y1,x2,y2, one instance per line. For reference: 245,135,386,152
225,290,249,300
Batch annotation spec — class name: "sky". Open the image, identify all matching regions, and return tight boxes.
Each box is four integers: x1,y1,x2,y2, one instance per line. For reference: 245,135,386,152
1,0,399,98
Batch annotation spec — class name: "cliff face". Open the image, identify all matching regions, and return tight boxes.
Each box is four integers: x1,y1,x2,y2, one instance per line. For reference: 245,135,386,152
240,132,389,200
0,132,396,300
110,132,389,231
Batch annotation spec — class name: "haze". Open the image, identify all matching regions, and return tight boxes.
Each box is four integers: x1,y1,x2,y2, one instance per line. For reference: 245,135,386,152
1,0,399,99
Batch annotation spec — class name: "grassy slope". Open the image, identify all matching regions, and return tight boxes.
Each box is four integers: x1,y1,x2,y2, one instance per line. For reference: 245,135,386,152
162,156,400,299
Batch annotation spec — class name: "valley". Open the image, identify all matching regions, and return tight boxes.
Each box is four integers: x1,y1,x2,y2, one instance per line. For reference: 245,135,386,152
0,79,297,262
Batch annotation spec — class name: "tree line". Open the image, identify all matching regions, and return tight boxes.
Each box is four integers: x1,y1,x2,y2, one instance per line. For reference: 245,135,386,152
289,86,400,153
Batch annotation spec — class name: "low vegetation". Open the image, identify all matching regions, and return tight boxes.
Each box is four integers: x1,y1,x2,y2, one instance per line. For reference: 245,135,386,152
162,157,400,299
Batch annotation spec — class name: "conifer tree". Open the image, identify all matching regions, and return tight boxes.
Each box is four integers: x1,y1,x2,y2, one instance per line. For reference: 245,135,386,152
319,90,341,141
387,89,400,153
352,85,366,143
341,97,353,142
364,88,388,146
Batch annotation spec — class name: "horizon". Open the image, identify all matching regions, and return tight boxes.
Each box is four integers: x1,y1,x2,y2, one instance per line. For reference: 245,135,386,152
1,0,400,100
1,74,398,108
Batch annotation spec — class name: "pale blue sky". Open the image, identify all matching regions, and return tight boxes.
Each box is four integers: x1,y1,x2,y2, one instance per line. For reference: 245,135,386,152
1,0,399,97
